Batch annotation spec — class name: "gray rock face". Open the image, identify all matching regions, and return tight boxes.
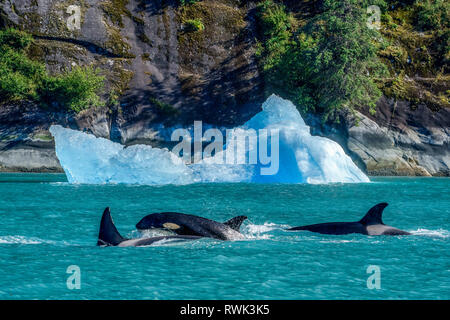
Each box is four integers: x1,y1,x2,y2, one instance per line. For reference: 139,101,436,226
1,0,262,133
0,102,110,172
309,97,450,176
350,98,450,176
1,0,264,172
0,141,62,173
0,1,448,176
3,96,447,176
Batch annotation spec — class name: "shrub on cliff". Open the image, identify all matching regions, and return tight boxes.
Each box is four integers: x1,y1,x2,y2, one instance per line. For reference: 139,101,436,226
179,0,201,6
0,29,46,101
0,28,33,50
0,28,105,113
184,19,205,32
39,67,105,113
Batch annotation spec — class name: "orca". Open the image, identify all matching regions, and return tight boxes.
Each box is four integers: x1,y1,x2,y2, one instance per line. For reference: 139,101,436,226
97,208,202,247
288,203,411,236
135,212,248,240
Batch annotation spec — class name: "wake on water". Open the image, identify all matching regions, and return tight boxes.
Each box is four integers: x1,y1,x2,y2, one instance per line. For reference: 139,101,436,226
2,226,447,247
50,95,369,185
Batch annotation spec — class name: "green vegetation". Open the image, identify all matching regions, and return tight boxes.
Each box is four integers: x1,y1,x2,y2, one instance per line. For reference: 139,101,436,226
255,0,294,74
256,0,388,119
2,1,449,118
39,66,105,113
177,0,246,85
100,0,136,58
256,0,449,119
179,0,201,6
0,29,105,112
0,29,45,102
379,0,449,109
100,0,130,28
413,0,449,31
149,97,179,116
184,19,205,32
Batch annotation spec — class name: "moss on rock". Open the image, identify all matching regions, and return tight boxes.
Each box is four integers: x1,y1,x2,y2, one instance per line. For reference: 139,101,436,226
379,3,449,110
177,0,246,73
100,0,131,28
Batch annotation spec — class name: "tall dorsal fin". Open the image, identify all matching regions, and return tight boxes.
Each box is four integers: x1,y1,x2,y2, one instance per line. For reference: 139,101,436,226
97,207,127,246
359,203,388,225
224,216,247,231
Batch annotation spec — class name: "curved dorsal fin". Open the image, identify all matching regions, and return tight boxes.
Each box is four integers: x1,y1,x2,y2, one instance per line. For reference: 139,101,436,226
359,203,388,225
97,207,127,246
224,216,248,231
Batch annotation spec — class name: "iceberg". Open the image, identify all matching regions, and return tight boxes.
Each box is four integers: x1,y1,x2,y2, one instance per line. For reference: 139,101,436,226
50,94,369,184
49,126,193,185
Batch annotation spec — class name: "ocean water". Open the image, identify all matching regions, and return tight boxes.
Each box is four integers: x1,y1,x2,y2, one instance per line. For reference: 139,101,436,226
0,173,448,300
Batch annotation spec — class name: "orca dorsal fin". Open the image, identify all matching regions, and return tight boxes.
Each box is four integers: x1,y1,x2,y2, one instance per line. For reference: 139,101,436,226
97,207,127,246
359,203,388,225
224,216,248,231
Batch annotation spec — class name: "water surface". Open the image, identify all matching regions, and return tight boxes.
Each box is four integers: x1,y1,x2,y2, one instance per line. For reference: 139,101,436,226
0,174,448,299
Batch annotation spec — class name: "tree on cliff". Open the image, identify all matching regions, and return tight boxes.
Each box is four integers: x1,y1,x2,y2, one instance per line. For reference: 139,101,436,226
296,0,388,119
257,0,388,120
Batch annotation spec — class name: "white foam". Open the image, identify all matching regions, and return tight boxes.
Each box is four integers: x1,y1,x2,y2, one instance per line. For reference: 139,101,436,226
241,222,289,240
0,235,53,245
410,228,450,239
318,239,362,243
245,222,283,234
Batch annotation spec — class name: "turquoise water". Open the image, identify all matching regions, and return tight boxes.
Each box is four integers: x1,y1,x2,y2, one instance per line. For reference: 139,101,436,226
0,173,448,299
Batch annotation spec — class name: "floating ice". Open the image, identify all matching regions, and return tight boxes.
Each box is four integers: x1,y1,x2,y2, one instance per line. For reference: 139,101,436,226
49,125,193,184
50,94,369,184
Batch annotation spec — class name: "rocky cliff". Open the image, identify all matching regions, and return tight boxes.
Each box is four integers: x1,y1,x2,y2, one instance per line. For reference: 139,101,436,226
0,0,449,176
310,97,450,177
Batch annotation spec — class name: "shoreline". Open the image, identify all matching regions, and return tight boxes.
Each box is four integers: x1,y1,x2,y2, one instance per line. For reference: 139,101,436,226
0,171,448,178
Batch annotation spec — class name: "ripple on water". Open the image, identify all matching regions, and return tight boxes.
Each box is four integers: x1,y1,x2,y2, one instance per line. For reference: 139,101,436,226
0,175,448,299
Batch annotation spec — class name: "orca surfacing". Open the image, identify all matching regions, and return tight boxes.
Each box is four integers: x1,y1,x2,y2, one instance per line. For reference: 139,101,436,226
136,212,248,240
97,208,202,247
288,203,411,236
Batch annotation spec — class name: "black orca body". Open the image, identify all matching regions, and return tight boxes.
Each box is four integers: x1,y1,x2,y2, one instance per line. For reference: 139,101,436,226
97,208,202,247
136,212,248,240
288,203,411,236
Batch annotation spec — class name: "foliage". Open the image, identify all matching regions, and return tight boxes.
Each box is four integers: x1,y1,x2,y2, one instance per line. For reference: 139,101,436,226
0,29,46,102
0,28,33,50
0,29,105,113
179,0,201,6
413,0,449,31
380,1,449,109
149,97,178,115
39,67,105,113
256,0,294,72
257,0,388,120
184,19,205,32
